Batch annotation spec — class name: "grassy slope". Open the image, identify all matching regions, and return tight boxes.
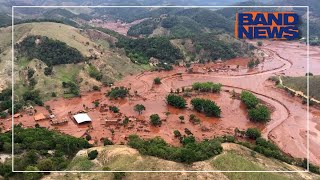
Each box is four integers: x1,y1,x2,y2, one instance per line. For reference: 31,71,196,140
6,22,143,99
282,76,320,100
43,143,318,180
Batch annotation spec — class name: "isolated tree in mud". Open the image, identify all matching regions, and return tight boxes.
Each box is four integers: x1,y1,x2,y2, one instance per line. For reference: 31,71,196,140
166,94,187,109
179,115,185,123
134,104,146,115
107,86,129,99
150,114,161,126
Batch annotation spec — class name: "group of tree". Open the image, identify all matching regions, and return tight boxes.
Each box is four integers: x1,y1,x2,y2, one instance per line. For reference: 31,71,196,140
127,135,222,164
0,125,91,178
190,98,221,117
240,91,270,123
107,86,129,99
166,94,187,109
192,82,222,93
15,35,84,66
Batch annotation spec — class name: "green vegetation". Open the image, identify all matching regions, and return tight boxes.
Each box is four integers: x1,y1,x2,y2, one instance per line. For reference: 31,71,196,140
154,77,161,84
282,75,320,100
62,81,80,97
150,114,161,126
191,98,221,117
109,106,120,113
240,91,270,123
240,91,259,109
166,94,187,109
0,125,91,176
128,135,222,164
192,82,222,92
134,104,146,115
248,105,270,122
245,128,261,140
88,150,98,160
88,65,102,81
16,35,84,66
107,87,129,99
116,37,182,64
213,152,290,180
257,41,263,46
44,66,53,76
127,19,157,37
103,138,114,146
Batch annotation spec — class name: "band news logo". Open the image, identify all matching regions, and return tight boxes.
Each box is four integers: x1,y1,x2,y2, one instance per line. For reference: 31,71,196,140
235,12,299,40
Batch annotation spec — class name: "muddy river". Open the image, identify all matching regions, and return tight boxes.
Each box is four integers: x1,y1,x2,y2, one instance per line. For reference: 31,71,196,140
3,40,320,166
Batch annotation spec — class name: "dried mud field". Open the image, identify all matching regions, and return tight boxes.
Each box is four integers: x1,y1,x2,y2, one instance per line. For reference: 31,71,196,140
3,40,320,166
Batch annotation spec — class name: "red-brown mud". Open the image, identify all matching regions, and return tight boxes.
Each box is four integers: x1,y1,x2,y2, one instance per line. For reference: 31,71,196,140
4,40,320,166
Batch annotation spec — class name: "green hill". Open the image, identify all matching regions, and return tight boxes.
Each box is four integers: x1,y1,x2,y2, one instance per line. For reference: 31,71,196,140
42,143,319,180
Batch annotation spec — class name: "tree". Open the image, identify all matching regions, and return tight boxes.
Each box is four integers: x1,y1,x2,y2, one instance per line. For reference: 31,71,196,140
92,85,100,91
88,150,98,160
51,92,57,97
150,114,161,126
134,104,146,115
154,77,161,84
23,166,42,180
248,105,270,122
166,94,187,109
179,115,184,123
107,87,129,99
246,128,261,139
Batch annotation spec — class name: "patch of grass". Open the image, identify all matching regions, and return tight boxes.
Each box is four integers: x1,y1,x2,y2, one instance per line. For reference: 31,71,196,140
212,152,290,180
67,156,94,171
282,76,320,100
55,64,81,83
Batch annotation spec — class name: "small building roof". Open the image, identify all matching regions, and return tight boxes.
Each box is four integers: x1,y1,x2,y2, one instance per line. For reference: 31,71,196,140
34,113,46,121
73,113,92,124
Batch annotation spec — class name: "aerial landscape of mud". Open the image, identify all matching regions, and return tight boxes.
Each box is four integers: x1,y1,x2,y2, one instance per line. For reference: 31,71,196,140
3,40,320,167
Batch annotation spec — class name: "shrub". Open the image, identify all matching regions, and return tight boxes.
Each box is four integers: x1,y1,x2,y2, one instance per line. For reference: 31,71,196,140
0,112,7,119
154,77,161,84
37,158,53,171
103,138,114,146
109,106,119,113
44,66,53,76
240,91,259,109
150,114,161,126
247,59,255,69
93,101,99,107
113,172,126,180
85,135,92,141
173,130,181,138
257,41,263,46
248,105,270,122
51,92,57,97
92,85,100,91
246,128,261,140
88,150,98,160
166,94,187,109
191,98,221,117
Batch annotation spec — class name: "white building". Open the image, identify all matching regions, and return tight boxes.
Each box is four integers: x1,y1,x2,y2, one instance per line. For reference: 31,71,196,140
73,113,92,124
